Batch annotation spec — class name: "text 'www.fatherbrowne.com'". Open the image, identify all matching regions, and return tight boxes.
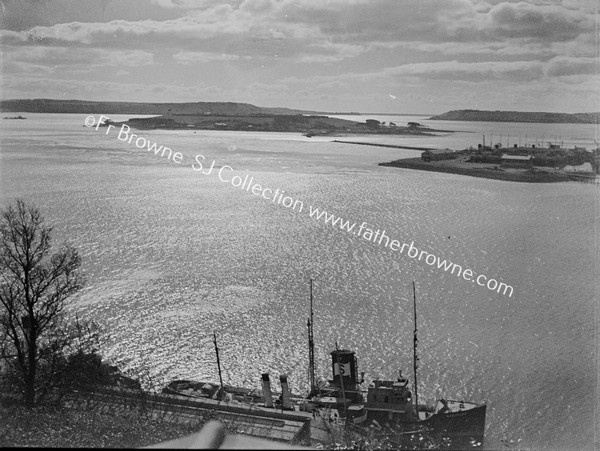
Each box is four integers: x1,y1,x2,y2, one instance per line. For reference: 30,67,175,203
84,114,513,298
307,206,514,298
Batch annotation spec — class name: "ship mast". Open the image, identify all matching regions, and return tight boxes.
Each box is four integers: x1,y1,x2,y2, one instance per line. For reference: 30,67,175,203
213,331,224,399
307,278,316,394
412,281,419,412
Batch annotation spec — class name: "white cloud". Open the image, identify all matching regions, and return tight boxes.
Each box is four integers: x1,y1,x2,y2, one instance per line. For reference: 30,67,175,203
1,0,596,113
385,60,545,83
2,46,155,68
482,2,594,41
173,51,240,64
0,30,28,44
2,61,55,76
1,75,225,103
150,0,223,8
296,42,365,63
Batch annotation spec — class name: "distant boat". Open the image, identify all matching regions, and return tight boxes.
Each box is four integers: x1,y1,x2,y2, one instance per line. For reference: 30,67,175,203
3,115,26,120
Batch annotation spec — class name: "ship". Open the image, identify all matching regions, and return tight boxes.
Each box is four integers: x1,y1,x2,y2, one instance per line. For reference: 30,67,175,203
306,281,487,447
161,281,486,447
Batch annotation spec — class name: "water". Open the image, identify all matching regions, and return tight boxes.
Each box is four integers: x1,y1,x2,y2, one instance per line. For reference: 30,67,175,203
331,113,599,151
0,113,597,450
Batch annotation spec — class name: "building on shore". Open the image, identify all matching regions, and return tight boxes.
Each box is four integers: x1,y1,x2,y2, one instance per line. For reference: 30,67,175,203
421,149,457,162
500,154,533,168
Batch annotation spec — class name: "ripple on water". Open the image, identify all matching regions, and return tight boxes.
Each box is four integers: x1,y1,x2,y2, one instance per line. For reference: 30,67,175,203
1,126,596,450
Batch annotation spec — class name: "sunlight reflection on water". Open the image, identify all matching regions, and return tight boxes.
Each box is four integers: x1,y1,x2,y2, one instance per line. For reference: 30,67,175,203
0,114,596,450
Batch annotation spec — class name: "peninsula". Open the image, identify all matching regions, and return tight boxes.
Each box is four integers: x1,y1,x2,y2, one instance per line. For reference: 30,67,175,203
379,144,599,183
429,109,599,124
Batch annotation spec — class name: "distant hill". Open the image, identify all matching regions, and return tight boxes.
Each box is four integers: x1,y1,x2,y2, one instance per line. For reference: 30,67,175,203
0,99,318,116
429,109,599,124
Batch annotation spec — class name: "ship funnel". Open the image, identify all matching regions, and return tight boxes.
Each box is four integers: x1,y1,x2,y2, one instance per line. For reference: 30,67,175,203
262,373,273,408
331,349,359,391
279,374,291,409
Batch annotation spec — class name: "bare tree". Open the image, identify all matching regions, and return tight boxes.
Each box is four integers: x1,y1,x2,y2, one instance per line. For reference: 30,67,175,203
0,199,84,407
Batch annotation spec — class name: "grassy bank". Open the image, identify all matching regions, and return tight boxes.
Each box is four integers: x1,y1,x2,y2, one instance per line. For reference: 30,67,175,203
0,395,204,448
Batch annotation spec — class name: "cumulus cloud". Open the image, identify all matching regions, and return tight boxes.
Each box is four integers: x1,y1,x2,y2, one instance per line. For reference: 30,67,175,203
482,2,594,41
0,0,596,112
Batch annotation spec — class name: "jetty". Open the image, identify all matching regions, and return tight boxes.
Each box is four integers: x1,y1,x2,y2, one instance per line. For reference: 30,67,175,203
333,140,437,151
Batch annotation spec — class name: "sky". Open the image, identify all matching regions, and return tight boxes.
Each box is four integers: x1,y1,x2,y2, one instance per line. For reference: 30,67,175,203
0,0,598,114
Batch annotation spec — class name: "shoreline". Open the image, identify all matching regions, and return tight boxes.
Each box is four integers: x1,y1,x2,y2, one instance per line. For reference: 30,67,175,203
379,157,574,183
104,115,445,137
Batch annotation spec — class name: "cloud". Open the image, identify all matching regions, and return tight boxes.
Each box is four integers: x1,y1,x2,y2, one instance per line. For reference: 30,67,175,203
172,51,240,64
20,5,312,46
482,2,594,41
544,56,597,78
0,0,596,113
2,61,55,76
2,46,155,69
0,30,28,44
0,0,187,31
9,1,595,62
296,42,366,63
1,75,226,102
385,60,545,83
383,57,597,83
150,0,223,8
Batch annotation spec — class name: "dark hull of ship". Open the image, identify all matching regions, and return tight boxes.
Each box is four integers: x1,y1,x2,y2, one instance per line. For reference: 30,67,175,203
366,404,486,446
422,404,486,441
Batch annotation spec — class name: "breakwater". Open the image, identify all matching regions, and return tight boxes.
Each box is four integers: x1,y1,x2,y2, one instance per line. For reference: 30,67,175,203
333,140,437,151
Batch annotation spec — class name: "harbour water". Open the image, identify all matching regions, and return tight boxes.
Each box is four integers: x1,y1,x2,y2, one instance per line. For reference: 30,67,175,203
0,113,597,450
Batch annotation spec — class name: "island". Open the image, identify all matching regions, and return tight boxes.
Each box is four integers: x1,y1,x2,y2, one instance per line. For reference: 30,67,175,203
380,143,599,183
1,98,445,136
101,114,445,136
429,109,599,124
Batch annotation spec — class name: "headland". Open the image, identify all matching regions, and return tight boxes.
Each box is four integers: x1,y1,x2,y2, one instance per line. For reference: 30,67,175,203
429,109,599,124
379,144,599,183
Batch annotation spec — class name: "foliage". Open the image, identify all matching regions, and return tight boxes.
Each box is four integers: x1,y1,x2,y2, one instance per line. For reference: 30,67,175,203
365,119,381,129
0,200,85,407
1,316,110,404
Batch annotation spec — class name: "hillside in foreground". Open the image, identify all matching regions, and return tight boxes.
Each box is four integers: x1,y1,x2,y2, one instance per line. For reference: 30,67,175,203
429,109,599,124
